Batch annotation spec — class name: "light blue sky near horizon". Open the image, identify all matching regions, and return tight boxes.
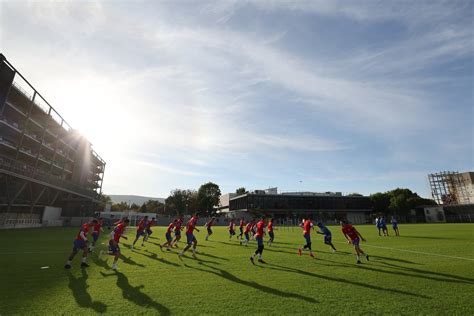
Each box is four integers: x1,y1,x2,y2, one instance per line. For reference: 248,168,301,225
0,0,472,199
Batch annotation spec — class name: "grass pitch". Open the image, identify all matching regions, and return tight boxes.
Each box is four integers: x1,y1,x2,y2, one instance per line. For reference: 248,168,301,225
0,223,473,315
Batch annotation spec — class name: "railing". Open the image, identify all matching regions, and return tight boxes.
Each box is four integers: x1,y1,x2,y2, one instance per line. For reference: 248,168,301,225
0,155,99,200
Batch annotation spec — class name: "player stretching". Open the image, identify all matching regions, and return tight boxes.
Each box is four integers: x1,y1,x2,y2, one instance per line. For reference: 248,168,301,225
298,218,314,257
171,215,184,248
100,218,129,270
179,214,200,259
89,217,104,252
131,216,148,250
341,220,369,264
250,217,266,264
267,218,275,246
228,219,236,240
240,219,254,246
391,216,400,236
316,222,337,252
237,218,245,239
205,217,216,241
65,219,97,269
160,219,177,251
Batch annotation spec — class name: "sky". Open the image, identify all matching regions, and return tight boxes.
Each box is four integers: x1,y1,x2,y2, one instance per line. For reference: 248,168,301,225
0,0,472,198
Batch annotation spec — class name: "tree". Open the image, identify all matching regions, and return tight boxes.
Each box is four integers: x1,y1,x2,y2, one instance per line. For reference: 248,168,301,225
236,187,247,195
98,194,112,211
139,203,148,213
370,192,390,213
165,189,198,216
197,182,221,216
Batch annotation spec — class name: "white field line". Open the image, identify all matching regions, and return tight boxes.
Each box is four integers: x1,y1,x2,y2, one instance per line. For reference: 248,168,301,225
333,241,474,261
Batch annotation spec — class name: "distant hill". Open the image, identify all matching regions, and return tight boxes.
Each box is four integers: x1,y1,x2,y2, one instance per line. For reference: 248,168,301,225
108,195,165,205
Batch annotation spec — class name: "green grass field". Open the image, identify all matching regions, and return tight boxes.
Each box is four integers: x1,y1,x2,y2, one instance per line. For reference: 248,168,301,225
0,224,473,315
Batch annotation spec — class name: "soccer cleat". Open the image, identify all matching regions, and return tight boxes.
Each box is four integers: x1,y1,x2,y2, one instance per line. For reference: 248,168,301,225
166,248,171,251
365,254,370,261
310,253,315,258
64,264,71,269
250,257,255,265
357,260,362,264
130,245,134,250
112,265,118,271
298,248,302,256
258,259,266,264
192,254,197,259
81,262,90,268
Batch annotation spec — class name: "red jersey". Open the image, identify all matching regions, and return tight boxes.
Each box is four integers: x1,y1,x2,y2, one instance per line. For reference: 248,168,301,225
137,219,148,231
228,222,234,230
255,220,265,237
75,223,90,241
267,221,273,232
239,219,245,228
342,224,359,240
113,223,125,242
166,222,175,233
244,222,253,233
303,220,312,235
146,220,155,229
175,218,183,231
186,217,198,234
206,219,215,228
93,221,103,233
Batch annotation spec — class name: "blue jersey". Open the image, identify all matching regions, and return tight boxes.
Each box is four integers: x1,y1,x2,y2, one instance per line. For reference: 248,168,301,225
319,225,331,236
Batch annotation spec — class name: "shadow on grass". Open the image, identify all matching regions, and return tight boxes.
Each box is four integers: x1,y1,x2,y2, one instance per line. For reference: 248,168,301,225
368,254,421,265
122,255,146,268
178,254,221,265
184,263,318,304
100,271,170,315
398,235,456,240
376,261,474,284
133,250,181,268
198,252,229,261
262,262,431,299
67,269,107,313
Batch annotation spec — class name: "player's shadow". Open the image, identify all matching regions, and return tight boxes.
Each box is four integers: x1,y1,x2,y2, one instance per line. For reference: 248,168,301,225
198,252,229,261
180,255,221,265
368,255,420,265
92,256,112,270
262,262,431,299
67,269,107,313
115,272,170,315
185,263,318,304
121,255,146,268
376,261,474,284
398,236,455,240
135,250,181,267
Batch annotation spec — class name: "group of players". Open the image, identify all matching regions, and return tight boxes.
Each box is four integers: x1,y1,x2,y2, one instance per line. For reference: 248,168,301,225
64,213,377,270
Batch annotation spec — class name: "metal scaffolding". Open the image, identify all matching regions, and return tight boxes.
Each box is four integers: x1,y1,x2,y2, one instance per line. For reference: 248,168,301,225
428,171,470,205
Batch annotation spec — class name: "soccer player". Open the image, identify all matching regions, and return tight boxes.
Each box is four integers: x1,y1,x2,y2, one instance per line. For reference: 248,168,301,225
204,217,216,241
240,219,254,246
228,219,236,240
64,219,97,269
160,219,177,251
237,217,245,239
171,215,184,248
267,218,275,246
131,216,149,250
375,216,382,236
142,217,156,246
251,220,257,240
380,217,389,236
100,218,129,270
340,220,369,264
391,216,400,236
250,217,266,264
316,222,337,252
298,217,314,257
178,214,200,259
89,217,104,252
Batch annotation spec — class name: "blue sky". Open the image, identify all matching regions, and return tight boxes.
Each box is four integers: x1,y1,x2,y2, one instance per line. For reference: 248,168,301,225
1,1,472,198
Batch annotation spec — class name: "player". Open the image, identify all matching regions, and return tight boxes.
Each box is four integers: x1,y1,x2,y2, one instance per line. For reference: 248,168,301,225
178,214,200,259
100,218,129,270
240,219,254,246
204,217,216,241
160,219,177,251
375,216,382,236
267,218,275,246
89,217,104,252
131,216,149,250
251,220,257,240
64,219,97,269
171,215,184,248
228,219,236,240
142,217,156,246
341,220,369,264
380,217,389,236
298,217,314,257
237,218,245,239
250,217,266,264
391,216,400,236
316,222,337,252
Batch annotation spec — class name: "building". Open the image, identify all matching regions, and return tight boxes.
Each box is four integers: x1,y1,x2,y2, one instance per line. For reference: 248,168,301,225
0,54,105,226
221,188,372,224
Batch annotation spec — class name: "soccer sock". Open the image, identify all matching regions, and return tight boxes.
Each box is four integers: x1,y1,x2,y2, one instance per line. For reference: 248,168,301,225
82,257,87,263
66,260,71,265
356,255,360,261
